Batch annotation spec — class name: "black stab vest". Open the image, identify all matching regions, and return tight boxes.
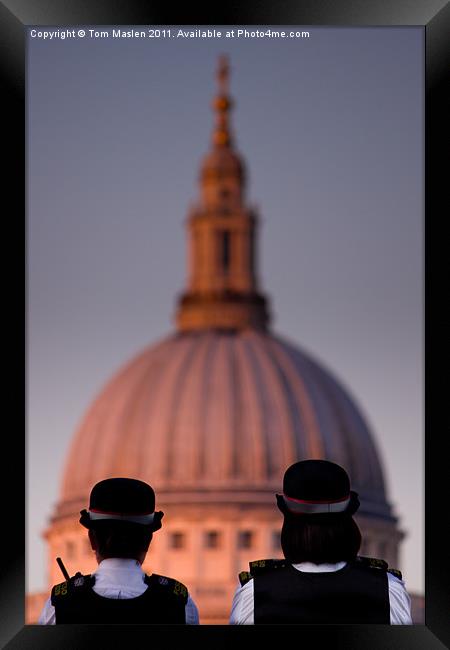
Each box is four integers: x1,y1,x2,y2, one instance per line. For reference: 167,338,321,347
51,573,188,624
253,561,390,624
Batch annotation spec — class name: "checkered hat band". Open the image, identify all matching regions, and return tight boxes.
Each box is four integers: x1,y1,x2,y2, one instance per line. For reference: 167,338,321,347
88,510,155,525
283,494,351,514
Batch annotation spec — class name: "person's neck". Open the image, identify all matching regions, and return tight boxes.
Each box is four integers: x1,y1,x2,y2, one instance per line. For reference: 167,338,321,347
96,554,144,565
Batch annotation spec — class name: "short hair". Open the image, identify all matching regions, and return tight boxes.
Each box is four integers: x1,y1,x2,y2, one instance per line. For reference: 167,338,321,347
281,515,361,564
90,520,153,559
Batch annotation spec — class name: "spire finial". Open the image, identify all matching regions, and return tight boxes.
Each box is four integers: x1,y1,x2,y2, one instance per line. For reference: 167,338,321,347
212,54,233,147
217,54,229,94
176,56,270,332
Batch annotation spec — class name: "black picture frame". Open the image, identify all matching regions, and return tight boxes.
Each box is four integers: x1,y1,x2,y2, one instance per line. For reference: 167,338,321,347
4,0,449,648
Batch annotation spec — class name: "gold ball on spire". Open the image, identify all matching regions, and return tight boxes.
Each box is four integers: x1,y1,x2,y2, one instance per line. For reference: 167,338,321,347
213,95,232,112
213,130,230,146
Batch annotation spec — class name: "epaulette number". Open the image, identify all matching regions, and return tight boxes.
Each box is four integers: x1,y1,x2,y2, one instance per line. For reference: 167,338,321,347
369,558,387,569
54,581,68,596
249,559,286,574
358,556,388,571
250,560,266,569
174,581,187,598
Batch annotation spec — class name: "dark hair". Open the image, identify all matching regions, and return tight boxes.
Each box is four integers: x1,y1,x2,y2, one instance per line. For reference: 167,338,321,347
90,520,153,560
281,515,361,564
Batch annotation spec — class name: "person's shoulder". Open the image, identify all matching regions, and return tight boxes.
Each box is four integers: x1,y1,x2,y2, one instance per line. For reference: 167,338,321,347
38,596,55,625
386,567,412,623
145,573,189,602
50,573,94,603
239,558,288,586
387,570,407,591
356,556,402,579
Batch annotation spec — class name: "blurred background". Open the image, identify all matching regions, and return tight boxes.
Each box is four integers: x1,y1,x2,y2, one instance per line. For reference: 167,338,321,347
26,26,423,623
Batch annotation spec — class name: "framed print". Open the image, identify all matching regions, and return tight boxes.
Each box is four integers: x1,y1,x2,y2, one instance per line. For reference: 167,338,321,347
2,1,448,648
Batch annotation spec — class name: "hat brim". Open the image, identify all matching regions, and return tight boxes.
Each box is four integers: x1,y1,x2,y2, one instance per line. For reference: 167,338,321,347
79,509,164,531
276,491,360,518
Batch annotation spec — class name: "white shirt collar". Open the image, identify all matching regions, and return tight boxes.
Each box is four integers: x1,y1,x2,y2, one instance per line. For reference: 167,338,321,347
96,558,143,571
292,561,347,572
93,558,146,587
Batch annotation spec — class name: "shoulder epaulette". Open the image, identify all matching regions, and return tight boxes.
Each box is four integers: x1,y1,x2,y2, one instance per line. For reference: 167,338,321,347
357,557,402,580
51,580,69,599
239,570,252,586
51,573,93,602
357,556,388,571
173,579,188,600
146,574,188,601
249,558,288,575
387,567,403,580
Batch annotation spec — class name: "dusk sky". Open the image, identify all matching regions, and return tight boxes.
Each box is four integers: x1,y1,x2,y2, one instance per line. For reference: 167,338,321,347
27,26,423,594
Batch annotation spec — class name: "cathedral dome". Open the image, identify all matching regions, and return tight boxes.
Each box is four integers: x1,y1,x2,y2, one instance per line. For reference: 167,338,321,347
58,329,392,521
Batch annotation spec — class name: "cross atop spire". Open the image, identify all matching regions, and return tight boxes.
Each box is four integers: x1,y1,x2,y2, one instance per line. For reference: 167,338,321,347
217,54,229,94
212,54,233,147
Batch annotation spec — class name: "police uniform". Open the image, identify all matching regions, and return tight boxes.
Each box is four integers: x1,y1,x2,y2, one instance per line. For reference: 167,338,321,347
230,460,412,625
38,478,199,624
38,558,199,624
230,557,412,624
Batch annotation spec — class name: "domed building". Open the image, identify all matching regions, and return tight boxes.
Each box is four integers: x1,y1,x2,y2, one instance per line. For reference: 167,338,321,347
42,56,403,623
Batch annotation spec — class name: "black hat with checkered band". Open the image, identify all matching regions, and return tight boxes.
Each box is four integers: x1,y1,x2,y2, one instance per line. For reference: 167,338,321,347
276,459,360,518
79,477,164,531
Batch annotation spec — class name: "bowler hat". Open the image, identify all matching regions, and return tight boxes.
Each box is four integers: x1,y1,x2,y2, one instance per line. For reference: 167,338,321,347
79,477,164,531
276,460,360,517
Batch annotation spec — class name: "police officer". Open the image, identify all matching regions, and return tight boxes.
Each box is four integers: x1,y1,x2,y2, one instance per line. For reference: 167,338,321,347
38,477,199,624
230,460,412,624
